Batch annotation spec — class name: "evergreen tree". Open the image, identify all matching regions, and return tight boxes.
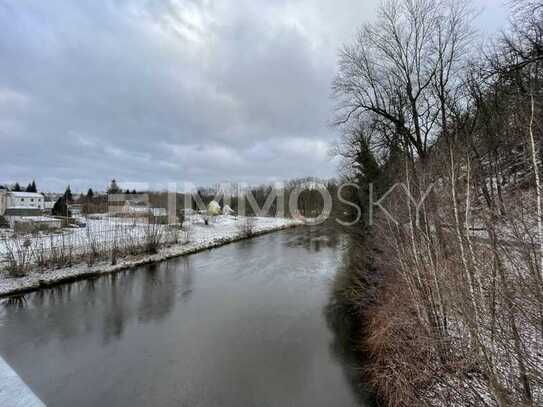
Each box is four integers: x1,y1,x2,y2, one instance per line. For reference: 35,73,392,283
107,179,121,195
64,185,73,202
131,189,137,194
25,181,37,193
125,189,130,194
52,196,70,217
87,188,94,199
13,183,21,192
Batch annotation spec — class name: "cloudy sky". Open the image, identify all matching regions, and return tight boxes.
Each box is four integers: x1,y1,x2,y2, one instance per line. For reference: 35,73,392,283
0,0,507,192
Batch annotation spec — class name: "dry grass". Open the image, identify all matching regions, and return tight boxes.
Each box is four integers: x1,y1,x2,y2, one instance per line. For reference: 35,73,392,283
0,217,182,275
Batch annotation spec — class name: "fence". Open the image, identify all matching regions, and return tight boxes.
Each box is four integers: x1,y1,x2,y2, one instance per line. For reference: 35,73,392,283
0,218,189,276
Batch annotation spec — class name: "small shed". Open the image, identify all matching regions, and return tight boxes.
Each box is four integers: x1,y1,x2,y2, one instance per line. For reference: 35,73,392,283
68,204,82,217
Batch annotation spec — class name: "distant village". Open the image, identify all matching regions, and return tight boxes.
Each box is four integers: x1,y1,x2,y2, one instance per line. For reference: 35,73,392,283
0,179,174,234
0,179,246,236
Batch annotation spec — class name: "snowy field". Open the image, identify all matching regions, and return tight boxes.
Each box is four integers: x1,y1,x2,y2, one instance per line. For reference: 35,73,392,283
0,215,300,297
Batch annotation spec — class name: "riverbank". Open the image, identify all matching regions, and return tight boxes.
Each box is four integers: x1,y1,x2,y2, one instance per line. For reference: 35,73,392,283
0,216,301,298
337,218,543,407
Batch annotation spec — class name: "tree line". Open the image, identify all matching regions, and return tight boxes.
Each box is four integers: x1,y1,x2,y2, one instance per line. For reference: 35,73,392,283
1,180,39,193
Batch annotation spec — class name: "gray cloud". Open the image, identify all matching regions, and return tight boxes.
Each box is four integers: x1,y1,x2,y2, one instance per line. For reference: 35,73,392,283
0,0,507,192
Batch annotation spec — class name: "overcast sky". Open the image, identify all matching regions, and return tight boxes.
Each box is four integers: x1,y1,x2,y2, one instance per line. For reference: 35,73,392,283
0,0,508,192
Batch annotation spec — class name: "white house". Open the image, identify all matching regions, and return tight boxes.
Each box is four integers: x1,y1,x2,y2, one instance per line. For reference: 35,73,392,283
0,191,45,216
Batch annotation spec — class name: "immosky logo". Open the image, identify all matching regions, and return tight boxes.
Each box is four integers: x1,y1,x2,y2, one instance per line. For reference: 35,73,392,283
108,181,434,228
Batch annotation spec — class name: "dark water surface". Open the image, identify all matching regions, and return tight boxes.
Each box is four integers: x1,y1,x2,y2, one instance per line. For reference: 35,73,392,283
0,227,372,407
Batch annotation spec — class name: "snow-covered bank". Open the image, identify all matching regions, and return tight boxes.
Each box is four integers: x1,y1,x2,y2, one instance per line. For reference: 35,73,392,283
0,216,301,297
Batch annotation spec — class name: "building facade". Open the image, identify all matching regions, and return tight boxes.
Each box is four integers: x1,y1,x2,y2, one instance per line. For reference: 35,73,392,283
0,191,45,216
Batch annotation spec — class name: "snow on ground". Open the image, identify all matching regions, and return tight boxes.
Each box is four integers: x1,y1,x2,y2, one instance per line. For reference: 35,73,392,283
0,215,301,297
1,217,171,256
0,356,45,407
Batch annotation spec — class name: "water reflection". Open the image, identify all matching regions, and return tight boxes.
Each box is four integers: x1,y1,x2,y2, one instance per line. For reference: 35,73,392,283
2,295,27,309
325,296,376,407
286,225,342,251
0,264,180,348
178,257,194,302
137,263,177,324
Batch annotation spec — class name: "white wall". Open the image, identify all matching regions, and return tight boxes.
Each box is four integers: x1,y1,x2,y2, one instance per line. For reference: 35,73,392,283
0,193,7,216
7,194,44,210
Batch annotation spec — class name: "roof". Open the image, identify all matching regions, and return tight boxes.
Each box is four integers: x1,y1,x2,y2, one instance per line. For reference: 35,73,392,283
7,192,44,198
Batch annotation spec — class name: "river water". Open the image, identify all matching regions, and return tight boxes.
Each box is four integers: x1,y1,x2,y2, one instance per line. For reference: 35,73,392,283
0,227,372,407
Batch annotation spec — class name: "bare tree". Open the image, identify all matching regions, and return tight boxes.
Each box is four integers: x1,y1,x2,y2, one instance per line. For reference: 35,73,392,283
334,0,476,161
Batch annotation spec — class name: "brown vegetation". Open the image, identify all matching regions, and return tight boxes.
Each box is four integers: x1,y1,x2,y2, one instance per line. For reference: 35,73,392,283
1,217,182,276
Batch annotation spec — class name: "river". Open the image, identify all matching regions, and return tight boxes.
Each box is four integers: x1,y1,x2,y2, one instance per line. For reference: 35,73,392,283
0,227,373,407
